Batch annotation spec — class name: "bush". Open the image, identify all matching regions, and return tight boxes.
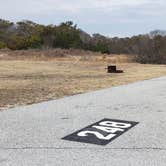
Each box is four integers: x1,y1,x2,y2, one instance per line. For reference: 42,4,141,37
53,21,82,49
135,35,166,64
7,35,42,50
27,35,43,48
7,36,29,50
0,41,6,49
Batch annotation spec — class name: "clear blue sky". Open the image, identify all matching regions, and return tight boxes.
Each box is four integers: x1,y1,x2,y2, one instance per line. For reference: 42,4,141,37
0,0,165,37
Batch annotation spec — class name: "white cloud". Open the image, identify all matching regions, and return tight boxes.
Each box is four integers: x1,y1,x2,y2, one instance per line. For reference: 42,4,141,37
0,0,165,14
0,0,166,36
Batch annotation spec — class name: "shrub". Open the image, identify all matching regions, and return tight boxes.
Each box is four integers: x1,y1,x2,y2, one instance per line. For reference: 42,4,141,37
0,41,6,49
7,35,29,50
27,35,43,48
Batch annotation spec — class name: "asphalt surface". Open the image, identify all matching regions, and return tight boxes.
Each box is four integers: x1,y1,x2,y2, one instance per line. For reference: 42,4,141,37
0,76,166,166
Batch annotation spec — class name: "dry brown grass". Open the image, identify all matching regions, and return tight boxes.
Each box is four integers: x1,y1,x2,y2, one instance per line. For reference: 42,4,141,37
0,49,166,110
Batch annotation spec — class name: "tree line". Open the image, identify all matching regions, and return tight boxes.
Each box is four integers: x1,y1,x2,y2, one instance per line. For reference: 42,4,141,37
0,19,166,64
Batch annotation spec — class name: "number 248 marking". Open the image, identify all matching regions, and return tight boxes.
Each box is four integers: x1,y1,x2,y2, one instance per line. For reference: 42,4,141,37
77,121,132,140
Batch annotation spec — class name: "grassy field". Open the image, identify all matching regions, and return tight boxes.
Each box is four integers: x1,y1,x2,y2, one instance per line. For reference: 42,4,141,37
0,50,166,110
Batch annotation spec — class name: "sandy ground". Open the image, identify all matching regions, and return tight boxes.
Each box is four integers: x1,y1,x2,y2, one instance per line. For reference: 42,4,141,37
0,53,166,110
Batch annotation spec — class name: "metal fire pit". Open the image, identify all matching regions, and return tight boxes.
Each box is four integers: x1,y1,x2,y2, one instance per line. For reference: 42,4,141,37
107,65,123,73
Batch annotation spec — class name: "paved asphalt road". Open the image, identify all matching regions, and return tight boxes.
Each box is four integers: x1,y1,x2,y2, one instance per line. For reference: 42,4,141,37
0,76,166,166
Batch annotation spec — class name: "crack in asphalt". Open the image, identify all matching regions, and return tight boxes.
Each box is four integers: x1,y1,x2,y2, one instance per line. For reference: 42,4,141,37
0,147,166,150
